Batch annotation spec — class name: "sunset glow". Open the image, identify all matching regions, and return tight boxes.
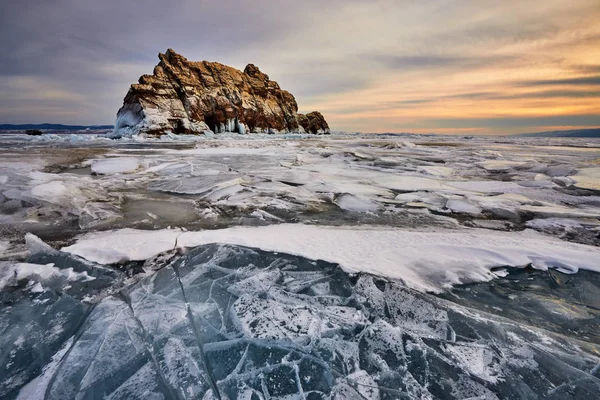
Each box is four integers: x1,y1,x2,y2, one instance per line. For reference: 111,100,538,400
1,0,599,134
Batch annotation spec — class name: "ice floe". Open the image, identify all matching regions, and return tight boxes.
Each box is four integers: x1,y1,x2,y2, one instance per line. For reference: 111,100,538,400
90,157,140,175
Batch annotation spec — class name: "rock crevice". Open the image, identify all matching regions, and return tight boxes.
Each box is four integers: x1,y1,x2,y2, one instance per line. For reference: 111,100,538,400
113,49,330,137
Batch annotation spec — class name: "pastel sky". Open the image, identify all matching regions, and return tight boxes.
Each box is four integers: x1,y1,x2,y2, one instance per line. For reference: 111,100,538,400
1,0,599,134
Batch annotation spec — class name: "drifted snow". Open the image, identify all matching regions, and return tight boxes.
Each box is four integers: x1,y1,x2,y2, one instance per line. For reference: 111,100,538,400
62,224,600,292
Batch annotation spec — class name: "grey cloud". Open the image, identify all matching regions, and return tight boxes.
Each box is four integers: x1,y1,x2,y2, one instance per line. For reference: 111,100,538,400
436,90,600,101
1,0,368,123
0,0,329,123
426,115,600,129
572,64,600,74
374,54,507,70
319,88,600,117
1,0,598,130
520,76,600,87
487,90,600,100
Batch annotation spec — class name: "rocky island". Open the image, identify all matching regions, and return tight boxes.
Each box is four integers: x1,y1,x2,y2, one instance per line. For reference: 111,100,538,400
112,49,330,137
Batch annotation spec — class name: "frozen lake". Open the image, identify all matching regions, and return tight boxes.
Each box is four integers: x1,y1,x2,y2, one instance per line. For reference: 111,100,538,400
1,132,600,399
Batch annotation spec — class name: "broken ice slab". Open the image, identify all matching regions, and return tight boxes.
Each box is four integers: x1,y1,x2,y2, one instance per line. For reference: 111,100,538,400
0,287,90,399
12,244,596,400
0,236,123,400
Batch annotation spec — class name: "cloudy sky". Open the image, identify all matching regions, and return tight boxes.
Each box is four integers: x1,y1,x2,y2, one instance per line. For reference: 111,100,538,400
1,0,599,134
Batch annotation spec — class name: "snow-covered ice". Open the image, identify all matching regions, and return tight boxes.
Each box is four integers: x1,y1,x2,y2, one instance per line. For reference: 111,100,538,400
0,261,95,291
63,223,600,292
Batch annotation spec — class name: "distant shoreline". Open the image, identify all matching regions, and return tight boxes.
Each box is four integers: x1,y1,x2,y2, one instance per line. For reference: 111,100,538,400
0,124,599,138
0,123,113,131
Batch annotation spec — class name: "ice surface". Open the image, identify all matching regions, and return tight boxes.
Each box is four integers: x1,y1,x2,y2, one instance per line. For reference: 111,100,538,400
446,198,482,215
2,133,599,248
90,157,140,175
29,181,74,203
334,193,379,212
572,167,600,190
2,132,600,399
10,244,598,400
25,233,58,256
63,224,600,292
478,160,529,171
0,240,9,256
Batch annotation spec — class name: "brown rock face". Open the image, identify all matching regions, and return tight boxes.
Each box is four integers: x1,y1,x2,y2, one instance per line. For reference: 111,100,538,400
113,49,330,137
297,111,330,134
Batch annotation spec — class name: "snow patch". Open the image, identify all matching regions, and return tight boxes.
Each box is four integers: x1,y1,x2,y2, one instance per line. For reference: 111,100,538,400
0,261,95,291
62,224,600,292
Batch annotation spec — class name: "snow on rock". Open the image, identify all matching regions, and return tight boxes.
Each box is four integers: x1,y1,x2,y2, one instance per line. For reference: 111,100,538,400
551,176,575,187
445,180,522,193
393,192,447,209
90,158,140,175
62,224,600,292
418,166,454,177
545,164,577,177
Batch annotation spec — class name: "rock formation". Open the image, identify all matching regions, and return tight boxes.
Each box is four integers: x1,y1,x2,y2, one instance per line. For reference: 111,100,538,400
298,111,330,134
112,49,330,137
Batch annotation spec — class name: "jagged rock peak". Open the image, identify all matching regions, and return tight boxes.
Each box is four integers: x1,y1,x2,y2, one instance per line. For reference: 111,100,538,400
112,49,330,137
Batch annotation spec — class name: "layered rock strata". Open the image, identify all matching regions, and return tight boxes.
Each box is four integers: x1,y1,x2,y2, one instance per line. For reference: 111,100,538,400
113,49,330,137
